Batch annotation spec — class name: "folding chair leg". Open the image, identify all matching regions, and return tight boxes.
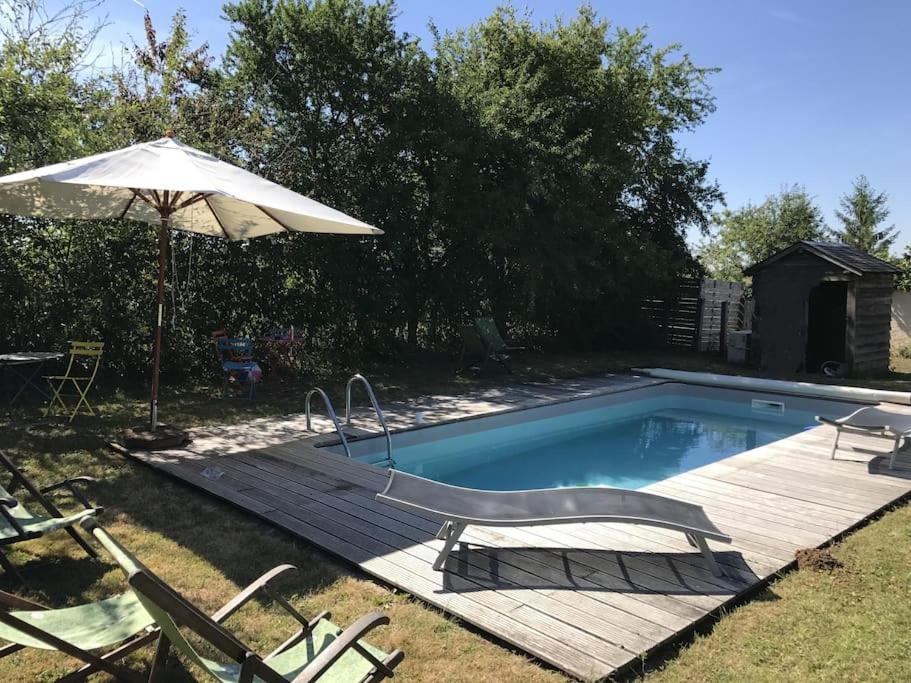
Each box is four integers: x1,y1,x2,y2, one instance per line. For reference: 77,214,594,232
148,634,172,683
44,378,66,417
67,379,96,422
63,525,98,559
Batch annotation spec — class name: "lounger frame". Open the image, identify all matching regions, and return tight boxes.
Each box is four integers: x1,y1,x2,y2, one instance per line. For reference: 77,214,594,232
377,471,732,577
817,409,908,468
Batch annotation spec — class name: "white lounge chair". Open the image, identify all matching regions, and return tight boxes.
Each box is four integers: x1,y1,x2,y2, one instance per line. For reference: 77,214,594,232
376,470,733,577
817,406,911,468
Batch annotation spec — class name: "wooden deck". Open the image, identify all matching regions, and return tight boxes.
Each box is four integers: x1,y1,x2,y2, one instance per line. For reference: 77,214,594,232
122,375,911,681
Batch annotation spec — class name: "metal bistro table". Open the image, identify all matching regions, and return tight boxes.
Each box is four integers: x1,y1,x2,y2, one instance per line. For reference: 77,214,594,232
0,351,65,407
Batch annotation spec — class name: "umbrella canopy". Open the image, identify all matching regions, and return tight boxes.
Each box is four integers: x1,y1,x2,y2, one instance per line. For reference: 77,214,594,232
0,134,381,430
0,136,381,238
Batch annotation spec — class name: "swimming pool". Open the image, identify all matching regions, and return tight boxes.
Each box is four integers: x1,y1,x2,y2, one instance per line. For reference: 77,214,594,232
326,383,862,491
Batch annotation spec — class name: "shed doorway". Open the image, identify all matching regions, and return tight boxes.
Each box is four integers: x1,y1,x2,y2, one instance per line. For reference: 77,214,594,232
805,282,848,373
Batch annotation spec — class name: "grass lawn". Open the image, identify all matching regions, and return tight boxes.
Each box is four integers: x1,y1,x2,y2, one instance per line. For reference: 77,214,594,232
1,348,909,681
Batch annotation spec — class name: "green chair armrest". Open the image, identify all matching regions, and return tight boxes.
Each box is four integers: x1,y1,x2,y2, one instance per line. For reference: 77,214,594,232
39,477,97,510
211,565,301,625
289,612,395,683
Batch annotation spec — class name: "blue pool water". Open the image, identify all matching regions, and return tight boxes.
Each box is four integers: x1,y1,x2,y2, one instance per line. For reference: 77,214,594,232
347,394,823,491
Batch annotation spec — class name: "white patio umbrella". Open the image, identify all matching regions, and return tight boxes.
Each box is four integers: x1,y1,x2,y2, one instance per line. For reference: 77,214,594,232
0,133,381,431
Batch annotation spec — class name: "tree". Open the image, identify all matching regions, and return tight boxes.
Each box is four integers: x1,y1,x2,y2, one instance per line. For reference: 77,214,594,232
834,175,897,258
698,186,827,281
2,0,726,376
431,6,721,346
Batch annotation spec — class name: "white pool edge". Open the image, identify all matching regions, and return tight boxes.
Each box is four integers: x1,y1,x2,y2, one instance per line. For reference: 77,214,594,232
635,368,910,405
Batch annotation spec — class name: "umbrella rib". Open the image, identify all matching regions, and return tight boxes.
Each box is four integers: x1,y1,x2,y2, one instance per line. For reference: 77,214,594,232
175,192,209,211
255,205,292,233
203,196,231,239
118,192,138,220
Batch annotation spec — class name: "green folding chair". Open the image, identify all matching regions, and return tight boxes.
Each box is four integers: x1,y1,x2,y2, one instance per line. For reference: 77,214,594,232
0,453,102,579
474,317,525,356
0,588,157,682
465,318,525,373
85,519,405,683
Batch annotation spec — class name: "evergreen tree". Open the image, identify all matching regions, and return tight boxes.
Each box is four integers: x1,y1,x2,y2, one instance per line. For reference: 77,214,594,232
834,175,897,258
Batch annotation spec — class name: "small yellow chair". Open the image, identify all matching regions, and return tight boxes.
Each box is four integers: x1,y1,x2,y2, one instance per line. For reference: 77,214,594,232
44,341,104,422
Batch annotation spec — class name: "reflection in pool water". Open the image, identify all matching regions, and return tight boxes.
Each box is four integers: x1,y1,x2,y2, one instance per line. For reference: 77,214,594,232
348,397,819,491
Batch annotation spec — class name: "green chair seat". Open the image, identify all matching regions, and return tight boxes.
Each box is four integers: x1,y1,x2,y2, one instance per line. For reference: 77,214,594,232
0,503,98,542
198,618,393,683
0,592,154,651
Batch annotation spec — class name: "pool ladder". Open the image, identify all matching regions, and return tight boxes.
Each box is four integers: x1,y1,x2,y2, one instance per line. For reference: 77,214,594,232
345,374,395,469
304,374,395,468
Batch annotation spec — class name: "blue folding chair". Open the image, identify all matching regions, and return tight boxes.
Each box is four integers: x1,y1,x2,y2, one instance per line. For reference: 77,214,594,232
215,338,261,400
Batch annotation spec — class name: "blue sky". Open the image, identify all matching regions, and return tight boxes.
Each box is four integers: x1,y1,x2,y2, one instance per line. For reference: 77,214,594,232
68,1,911,249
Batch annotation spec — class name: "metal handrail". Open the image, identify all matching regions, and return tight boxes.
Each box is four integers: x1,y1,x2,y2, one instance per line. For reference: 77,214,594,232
345,373,395,467
305,387,351,458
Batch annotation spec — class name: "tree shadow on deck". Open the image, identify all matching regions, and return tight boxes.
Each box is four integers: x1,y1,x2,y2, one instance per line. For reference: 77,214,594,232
439,546,758,597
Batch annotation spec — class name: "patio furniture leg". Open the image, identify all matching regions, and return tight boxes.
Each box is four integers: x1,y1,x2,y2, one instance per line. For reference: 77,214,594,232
9,361,47,406
67,380,96,423
62,524,98,559
684,532,698,548
889,435,902,469
148,634,172,683
693,534,725,578
433,522,466,571
830,428,841,460
45,377,66,417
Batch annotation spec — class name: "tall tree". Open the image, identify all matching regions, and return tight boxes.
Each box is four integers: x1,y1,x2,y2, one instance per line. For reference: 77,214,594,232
698,186,827,281
432,6,721,346
834,174,897,258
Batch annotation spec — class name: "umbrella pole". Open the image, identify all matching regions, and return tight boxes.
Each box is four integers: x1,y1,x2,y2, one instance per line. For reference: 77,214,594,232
150,214,169,430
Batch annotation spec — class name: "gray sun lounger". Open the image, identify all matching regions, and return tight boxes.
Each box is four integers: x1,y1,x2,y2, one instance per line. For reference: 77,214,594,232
817,406,911,468
376,470,733,577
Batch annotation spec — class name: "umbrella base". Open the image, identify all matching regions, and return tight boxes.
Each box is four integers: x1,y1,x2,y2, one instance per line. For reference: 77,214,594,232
121,424,191,451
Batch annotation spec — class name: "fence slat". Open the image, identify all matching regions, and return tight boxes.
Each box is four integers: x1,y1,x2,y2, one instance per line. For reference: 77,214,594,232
641,279,751,353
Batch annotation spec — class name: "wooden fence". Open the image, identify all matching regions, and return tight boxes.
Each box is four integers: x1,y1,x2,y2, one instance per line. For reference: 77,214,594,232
641,279,751,353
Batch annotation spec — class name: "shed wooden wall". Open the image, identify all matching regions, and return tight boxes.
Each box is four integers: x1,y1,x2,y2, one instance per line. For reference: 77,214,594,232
851,274,893,374
751,252,894,376
751,252,850,374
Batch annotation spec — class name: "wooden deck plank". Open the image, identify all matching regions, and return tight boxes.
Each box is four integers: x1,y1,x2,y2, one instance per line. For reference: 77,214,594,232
121,375,911,681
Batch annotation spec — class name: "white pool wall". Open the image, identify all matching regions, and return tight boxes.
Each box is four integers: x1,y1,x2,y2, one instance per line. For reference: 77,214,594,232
636,368,911,405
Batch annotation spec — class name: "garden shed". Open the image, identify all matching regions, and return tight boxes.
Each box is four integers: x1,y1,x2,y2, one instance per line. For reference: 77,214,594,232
744,240,899,376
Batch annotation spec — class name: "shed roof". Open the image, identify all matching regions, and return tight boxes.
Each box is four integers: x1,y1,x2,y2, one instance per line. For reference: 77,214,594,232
744,240,900,276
